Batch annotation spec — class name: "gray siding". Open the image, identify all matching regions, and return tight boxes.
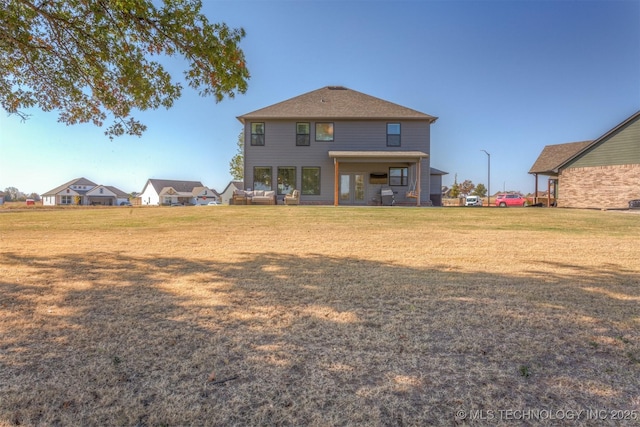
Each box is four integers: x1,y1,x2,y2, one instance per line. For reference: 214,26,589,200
565,116,640,169
244,120,432,204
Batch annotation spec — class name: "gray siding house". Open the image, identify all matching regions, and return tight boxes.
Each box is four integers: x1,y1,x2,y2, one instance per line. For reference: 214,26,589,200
529,111,640,209
237,86,445,206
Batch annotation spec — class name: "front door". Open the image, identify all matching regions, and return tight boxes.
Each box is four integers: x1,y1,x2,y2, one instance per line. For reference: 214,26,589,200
339,173,365,205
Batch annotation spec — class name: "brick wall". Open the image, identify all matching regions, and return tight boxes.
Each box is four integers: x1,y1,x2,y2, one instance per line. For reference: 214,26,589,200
559,164,640,209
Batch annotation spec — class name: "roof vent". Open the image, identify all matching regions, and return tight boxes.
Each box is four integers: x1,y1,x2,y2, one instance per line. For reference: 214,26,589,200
328,86,347,90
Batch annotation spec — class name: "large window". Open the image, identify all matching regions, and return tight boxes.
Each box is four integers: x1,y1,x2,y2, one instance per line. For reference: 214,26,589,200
302,167,321,195
277,167,296,195
389,167,408,186
296,123,310,146
315,122,334,141
253,167,272,190
251,122,265,146
387,123,401,147
60,195,72,205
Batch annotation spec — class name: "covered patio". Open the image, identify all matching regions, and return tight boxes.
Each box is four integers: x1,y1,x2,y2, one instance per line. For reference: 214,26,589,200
328,151,429,206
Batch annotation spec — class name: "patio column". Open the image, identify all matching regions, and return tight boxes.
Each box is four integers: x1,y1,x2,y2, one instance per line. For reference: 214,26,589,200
334,158,339,206
416,159,421,207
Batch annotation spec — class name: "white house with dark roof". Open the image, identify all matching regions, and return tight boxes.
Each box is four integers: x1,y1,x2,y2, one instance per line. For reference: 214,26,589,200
42,177,130,206
139,179,219,206
237,86,447,206
219,180,244,205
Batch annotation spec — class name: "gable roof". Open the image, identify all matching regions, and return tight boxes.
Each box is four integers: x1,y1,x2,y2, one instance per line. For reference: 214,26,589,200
528,141,593,175
555,110,640,170
221,180,244,194
143,179,205,195
430,167,449,176
42,177,98,196
103,186,129,198
192,186,219,197
237,86,437,123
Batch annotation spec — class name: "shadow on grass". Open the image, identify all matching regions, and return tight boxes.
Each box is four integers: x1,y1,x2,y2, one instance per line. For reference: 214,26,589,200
1,251,638,426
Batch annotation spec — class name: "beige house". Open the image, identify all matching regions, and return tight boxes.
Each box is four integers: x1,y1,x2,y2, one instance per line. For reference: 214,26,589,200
529,111,640,209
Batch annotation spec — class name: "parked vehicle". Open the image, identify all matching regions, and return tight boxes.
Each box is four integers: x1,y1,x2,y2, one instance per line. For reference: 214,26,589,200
495,193,527,207
120,201,132,206
465,196,482,206
25,198,35,206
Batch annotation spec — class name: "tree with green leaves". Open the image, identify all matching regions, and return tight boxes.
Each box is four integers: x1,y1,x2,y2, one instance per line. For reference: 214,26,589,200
1,0,250,138
472,183,487,197
450,174,460,199
229,130,244,181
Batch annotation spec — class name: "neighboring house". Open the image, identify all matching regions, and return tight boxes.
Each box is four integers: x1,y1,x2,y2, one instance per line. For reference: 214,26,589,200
219,180,244,205
139,179,218,206
42,177,129,206
236,86,446,206
529,111,640,209
0,191,4,205
87,185,130,206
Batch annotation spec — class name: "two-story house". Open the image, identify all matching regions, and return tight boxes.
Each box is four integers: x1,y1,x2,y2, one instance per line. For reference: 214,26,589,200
237,86,445,206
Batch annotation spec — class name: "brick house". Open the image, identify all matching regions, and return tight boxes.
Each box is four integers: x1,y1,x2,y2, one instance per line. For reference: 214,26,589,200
529,111,640,209
236,86,446,206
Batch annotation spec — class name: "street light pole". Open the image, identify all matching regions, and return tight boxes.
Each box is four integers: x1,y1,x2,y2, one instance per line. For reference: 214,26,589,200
481,150,490,207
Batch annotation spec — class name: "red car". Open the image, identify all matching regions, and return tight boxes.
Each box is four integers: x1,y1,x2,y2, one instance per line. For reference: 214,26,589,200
495,193,527,207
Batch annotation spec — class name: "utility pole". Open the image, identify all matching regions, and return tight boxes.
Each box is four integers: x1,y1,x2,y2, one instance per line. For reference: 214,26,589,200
481,150,490,207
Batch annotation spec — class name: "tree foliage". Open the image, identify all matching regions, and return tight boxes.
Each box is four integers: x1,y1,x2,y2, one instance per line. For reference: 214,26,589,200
3,186,20,201
459,179,475,197
0,0,250,138
449,174,460,198
229,130,244,181
472,183,487,197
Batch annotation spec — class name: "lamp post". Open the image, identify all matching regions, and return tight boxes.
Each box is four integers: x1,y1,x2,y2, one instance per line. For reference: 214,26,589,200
481,150,490,207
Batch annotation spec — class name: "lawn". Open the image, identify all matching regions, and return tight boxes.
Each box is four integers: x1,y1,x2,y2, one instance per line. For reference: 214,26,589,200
1,206,639,426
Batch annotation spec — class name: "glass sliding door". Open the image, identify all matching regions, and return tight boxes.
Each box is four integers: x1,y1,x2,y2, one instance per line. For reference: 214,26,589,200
339,173,365,205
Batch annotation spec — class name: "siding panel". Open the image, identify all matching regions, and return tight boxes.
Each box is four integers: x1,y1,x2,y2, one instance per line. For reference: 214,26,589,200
244,120,433,204
566,117,640,168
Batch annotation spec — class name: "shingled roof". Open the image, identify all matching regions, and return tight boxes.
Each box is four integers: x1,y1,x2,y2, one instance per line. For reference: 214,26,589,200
42,177,98,196
528,141,593,175
145,179,205,194
237,86,437,122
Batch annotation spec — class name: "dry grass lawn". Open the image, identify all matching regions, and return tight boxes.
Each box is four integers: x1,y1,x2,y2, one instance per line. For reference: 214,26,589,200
0,206,639,426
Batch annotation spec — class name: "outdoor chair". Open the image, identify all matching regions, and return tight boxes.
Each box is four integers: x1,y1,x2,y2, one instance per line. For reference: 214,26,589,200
284,189,300,205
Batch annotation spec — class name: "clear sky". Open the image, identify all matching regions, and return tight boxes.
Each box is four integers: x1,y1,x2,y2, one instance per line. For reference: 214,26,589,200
1,0,639,196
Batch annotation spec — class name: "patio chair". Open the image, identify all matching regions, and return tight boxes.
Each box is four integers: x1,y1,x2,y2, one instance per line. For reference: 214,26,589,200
284,189,300,205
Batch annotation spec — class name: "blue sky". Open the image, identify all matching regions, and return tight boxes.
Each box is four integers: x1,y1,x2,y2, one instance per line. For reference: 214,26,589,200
1,0,639,196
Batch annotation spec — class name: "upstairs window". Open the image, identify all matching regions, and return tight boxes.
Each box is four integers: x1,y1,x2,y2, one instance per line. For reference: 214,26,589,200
389,167,408,186
387,123,401,147
251,122,265,146
315,122,334,141
296,123,310,146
